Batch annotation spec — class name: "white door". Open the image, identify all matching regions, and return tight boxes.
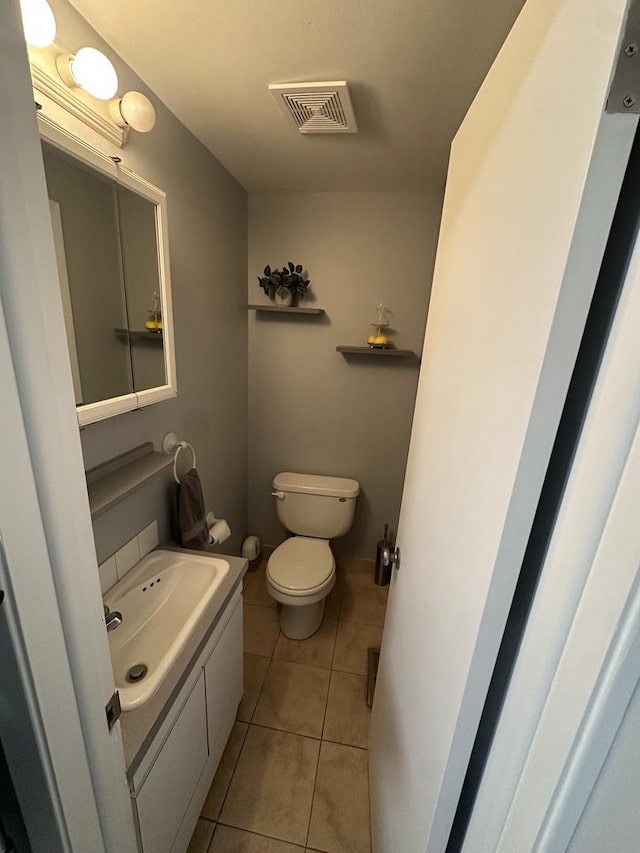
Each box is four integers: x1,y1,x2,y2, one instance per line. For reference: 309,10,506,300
369,1,638,851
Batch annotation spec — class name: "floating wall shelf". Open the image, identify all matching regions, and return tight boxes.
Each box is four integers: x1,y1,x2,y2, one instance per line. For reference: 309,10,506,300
336,346,420,360
249,304,325,315
115,328,163,342
86,442,172,519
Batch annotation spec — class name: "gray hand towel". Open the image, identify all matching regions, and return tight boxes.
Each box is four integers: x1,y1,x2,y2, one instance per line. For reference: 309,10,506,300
177,468,209,550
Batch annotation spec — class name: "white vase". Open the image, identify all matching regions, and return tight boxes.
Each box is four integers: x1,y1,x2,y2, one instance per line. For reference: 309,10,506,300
274,290,294,307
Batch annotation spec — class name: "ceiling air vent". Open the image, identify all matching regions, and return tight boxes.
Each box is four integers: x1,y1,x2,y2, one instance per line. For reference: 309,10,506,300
269,81,358,134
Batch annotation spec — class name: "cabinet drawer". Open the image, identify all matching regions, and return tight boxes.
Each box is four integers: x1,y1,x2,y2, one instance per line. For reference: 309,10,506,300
204,597,243,751
135,673,207,853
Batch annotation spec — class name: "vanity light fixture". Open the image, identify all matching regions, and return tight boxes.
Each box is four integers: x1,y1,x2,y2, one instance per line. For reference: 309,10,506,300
109,91,156,133
56,46,118,100
26,29,156,144
19,0,56,47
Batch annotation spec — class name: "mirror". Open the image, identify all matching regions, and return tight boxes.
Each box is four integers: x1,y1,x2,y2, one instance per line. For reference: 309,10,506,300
39,120,176,425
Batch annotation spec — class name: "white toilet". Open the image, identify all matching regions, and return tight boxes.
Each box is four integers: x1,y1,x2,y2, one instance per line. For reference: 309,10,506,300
266,472,360,639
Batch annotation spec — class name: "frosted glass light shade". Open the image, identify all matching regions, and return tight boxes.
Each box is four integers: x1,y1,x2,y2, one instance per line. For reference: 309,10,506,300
110,91,156,132
19,0,56,47
69,47,118,100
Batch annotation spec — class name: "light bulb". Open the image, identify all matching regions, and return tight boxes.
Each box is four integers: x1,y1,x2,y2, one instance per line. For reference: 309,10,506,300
68,47,118,100
19,0,56,47
109,91,156,132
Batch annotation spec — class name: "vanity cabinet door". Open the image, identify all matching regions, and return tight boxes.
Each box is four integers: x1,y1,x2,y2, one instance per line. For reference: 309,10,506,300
135,673,207,853
204,596,243,762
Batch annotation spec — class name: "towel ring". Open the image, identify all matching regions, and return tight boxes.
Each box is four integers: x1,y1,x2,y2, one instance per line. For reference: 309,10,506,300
162,432,197,484
172,442,196,484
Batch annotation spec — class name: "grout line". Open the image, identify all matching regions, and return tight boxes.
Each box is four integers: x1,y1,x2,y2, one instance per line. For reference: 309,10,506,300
305,727,323,849
214,822,306,849
327,615,339,671
322,735,369,752
213,719,251,824
305,631,335,848
204,821,217,853
245,595,279,724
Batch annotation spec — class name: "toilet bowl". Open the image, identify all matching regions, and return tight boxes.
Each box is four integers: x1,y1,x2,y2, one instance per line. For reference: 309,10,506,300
266,472,359,639
266,537,336,639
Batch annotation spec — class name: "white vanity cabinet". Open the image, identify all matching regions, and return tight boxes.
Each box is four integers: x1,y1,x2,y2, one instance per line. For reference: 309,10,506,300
129,586,243,853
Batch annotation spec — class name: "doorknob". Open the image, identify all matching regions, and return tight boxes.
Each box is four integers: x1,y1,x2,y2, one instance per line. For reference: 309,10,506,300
381,545,400,572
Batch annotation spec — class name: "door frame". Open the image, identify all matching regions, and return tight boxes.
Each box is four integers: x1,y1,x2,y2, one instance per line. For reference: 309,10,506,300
0,295,102,852
0,2,137,849
463,175,640,852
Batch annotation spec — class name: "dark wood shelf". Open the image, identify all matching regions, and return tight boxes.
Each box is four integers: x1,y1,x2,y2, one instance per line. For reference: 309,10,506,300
249,304,325,315
115,328,163,341
86,443,172,519
336,345,419,360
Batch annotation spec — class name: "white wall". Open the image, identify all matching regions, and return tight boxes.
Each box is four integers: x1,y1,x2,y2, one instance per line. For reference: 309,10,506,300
248,191,442,557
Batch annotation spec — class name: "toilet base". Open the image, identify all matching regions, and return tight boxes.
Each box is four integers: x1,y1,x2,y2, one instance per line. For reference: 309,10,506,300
279,599,325,640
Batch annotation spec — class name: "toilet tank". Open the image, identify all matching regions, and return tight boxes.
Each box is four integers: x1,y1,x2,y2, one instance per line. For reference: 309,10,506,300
273,472,360,539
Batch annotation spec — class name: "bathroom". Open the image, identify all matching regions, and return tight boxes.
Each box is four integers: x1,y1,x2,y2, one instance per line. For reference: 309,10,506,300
3,0,640,852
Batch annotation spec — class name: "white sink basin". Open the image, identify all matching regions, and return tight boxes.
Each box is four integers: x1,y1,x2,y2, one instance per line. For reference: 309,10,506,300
103,549,230,711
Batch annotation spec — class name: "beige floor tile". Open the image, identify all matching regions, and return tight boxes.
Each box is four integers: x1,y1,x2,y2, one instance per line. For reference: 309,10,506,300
324,583,343,619
323,672,370,749
243,605,280,656
253,659,330,738
339,583,387,626
243,569,278,609
337,557,376,580
220,725,319,846
201,722,248,820
344,570,377,588
307,742,370,853
186,818,215,853
211,825,304,852
332,622,382,675
237,654,270,722
274,617,337,669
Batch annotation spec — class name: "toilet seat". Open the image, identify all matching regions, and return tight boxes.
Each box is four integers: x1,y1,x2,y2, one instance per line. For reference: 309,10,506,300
267,537,334,596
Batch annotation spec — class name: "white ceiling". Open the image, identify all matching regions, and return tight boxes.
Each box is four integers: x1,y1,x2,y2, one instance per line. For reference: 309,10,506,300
69,0,525,192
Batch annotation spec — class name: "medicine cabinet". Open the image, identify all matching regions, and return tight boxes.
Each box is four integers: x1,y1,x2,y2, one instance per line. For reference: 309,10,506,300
39,117,176,426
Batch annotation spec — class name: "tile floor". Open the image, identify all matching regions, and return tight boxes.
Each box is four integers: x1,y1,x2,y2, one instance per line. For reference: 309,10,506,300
186,555,388,853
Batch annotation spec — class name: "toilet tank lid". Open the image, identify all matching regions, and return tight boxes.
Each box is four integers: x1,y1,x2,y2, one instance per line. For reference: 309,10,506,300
273,472,360,498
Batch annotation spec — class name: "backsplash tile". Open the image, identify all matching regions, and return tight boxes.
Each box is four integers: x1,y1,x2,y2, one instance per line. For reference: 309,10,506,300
101,519,160,594
138,520,159,558
115,536,140,580
98,556,117,594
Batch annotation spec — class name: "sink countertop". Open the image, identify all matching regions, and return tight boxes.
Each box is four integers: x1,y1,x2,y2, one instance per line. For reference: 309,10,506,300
117,548,248,778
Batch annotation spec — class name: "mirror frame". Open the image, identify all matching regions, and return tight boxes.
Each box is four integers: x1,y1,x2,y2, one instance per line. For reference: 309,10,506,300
38,115,177,426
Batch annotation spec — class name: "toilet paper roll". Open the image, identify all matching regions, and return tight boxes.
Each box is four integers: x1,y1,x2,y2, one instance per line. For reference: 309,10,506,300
208,519,231,546
242,535,261,561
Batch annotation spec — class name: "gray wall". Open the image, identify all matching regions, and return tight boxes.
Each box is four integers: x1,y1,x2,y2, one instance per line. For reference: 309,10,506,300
248,191,442,558
49,0,249,560
568,678,640,853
